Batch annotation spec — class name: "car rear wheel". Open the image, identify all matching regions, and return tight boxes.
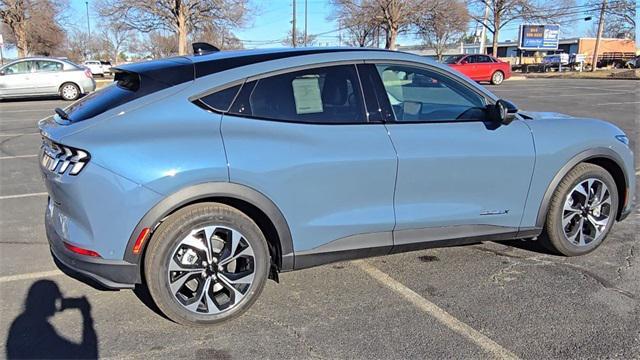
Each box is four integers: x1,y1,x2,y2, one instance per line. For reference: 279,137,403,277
144,203,270,326
60,83,80,101
490,71,504,85
540,163,618,256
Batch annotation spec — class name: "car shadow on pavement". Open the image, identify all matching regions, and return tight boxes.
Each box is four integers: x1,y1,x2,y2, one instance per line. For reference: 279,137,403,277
5,280,98,359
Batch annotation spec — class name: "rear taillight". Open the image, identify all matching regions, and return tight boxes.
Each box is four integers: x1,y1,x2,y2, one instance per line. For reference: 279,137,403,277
84,68,93,78
41,137,91,176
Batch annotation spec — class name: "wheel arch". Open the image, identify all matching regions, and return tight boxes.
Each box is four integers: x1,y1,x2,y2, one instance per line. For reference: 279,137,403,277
535,147,629,228
124,182,295,281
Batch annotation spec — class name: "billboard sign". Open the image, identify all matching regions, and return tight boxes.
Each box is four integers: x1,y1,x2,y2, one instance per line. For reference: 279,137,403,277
518,24,560,50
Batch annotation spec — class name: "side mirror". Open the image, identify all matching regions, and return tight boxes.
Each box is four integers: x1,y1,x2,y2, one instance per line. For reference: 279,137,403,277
0,70,5,76
487,99,518,125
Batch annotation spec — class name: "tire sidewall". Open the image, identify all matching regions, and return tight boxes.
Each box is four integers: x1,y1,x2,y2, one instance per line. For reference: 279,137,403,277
547,166,618,256
145,204,269,326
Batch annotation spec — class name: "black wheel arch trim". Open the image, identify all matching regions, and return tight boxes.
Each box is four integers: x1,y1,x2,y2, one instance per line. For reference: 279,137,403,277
535,147,630,228
123,182,295,277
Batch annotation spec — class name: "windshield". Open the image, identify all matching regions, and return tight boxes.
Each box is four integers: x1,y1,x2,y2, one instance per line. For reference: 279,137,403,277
444,55,465,64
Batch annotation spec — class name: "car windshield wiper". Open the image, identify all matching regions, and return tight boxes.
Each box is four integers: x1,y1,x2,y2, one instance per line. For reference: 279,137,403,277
54,107,70,120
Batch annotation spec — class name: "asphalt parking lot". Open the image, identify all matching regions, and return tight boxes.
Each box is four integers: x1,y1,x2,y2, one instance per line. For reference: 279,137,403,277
0,78,638,359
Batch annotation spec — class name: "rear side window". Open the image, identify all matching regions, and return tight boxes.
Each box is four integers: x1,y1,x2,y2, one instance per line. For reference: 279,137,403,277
197,84,241,112
34,61,63,72
227,65,365,124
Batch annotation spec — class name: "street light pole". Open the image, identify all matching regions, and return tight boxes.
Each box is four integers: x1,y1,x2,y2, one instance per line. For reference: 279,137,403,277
591,0,606,72
85,1,91,59
303,0,308,47
291,0,297,47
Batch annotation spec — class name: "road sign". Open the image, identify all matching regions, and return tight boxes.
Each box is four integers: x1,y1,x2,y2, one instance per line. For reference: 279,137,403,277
518,24,560,50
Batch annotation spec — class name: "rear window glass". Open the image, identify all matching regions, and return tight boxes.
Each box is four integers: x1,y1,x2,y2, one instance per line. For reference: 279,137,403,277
65,72,147,122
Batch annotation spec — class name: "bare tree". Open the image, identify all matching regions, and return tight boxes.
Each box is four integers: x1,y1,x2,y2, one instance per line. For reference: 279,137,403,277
97,0,250,55
588,0,635,39
99,21,130,64
332,0,431,50
282,29,317,47
331,0,379,47
417,0,469,60
194,24,244,50
1,0,67,56
469,0,574,56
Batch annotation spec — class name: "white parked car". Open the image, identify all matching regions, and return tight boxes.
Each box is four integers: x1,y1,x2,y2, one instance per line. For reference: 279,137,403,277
0,57,96,101
84,60,104,76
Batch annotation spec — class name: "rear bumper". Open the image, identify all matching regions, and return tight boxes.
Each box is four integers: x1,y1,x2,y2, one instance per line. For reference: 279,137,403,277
46,213,139,289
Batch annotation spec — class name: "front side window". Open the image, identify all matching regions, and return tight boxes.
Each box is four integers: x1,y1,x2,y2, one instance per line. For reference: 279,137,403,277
228,65,365,124
376,64,486,122
3,61,31,75
34,61,63,72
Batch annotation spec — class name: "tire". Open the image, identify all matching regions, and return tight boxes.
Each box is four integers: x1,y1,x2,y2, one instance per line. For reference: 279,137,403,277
540,163,618,256
490,71,504,85
144,203,270,326
59,83,80,101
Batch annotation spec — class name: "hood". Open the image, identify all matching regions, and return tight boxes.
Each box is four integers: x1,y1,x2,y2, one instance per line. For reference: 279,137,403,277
519,111,577,120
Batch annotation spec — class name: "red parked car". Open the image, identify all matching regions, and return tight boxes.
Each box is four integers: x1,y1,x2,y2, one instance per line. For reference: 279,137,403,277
445,54,511,85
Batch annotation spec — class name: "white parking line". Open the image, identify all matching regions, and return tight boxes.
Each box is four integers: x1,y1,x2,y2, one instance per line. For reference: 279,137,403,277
593,101,640,106
0,132,40,137
0,109,52,113
0,154,38,160
354,260,520,360
0,192,48,200
0,270,62,283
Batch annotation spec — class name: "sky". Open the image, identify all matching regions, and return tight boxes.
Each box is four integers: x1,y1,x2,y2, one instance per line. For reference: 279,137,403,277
1,0,613,58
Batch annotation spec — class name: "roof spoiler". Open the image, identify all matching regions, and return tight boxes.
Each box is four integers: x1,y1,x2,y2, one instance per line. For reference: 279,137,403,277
193,42,220,56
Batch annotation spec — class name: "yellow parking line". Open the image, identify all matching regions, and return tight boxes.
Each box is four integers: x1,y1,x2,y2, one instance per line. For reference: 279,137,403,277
354,260,520,360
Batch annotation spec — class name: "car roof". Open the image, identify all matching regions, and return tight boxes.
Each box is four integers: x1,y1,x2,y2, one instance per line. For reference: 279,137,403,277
115,47,425,80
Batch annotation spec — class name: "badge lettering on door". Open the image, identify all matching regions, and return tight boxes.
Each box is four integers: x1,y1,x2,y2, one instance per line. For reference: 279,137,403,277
480,209,510,215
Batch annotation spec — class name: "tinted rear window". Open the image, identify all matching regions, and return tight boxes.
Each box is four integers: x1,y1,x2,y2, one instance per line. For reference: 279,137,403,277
65,72,142,122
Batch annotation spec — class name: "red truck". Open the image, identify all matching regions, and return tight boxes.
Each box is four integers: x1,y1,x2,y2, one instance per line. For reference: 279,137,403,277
445,54,511,85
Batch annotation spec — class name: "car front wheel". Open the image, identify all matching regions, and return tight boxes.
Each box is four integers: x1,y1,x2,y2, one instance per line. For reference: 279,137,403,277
144,203,270,326
540,163,618,256
490,71,504,85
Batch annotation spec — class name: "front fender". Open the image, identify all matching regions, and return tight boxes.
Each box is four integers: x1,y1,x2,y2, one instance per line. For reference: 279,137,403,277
521,117,635,229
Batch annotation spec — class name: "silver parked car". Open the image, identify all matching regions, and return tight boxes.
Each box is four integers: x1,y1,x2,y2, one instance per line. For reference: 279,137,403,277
0,57,96,101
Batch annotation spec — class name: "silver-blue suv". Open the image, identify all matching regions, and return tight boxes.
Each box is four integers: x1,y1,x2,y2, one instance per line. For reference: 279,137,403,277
39,47,635,325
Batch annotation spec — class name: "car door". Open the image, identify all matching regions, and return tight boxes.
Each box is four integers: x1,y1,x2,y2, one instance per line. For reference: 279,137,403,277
32,60,64,94
219,64,397,266
0,60,34,97
475,55,495,80
458,55,480,79
369,62,535,246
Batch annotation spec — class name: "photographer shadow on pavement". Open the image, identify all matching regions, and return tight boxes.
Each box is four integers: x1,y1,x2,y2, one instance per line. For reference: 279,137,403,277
6,280,98,359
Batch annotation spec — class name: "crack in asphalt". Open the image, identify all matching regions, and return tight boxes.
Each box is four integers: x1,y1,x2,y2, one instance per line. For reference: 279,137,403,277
617,244,635,281
252,314,327,360
473,244,638,301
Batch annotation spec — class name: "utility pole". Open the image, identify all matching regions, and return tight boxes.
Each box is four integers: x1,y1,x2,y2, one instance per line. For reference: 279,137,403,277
591,0,606,72
479,2,489,54
85,1,91,59
292,0,297,47
303,0,308,46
